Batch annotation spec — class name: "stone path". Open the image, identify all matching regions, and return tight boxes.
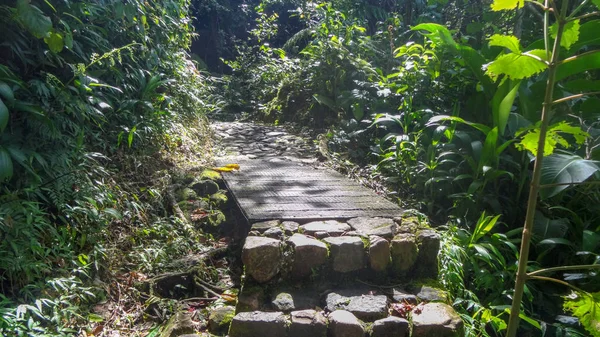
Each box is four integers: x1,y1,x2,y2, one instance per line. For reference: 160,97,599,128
198,121,463,337
212,122,403,221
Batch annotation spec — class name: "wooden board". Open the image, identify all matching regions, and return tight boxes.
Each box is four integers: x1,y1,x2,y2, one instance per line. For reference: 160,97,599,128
217,159,403,222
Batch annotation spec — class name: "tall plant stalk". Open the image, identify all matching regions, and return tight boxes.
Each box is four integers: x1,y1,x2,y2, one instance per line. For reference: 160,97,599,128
506,1,566,335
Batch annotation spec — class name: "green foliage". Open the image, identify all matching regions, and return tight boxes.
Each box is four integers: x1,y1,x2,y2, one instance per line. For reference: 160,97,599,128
563,291,600,337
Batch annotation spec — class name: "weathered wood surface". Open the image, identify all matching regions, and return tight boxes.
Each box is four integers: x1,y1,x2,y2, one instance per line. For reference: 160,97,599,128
217,159,403,221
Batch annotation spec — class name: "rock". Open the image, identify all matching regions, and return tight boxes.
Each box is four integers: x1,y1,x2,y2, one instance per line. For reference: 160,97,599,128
271,289,319,312
325,291,388,321
390,288,418,305
372,316,409,337
177,200,209,214
323,236,366,273
282,221,300,235
177,187,198,201
159,311,194,337
242,237,282,283
229,311,288,337
190,179,219,197
236,286,265,312
207,306,235,335
415,229,441,278
390,234,418,273
289,310,327,337
347,217,397,239
328,310,364,337
411,303,463,337
288,234,328,278
300,220,351,237
393,214,423,234
369,236,390,272
411,285,448,302
264,227,284,239
251,220,281,233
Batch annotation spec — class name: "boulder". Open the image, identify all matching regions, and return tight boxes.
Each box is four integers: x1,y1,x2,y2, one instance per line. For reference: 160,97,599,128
251,220,281,233
372,316,409,337
328,310,364,337
289,310,327,337
347,217,397,239
190,179,219,197
264,227,284,239
390,288,418,305
288,234,328,278
207,306,235,335
271,289,319,312
325,291,388,321
415,229,441,278
236,286,265,312
229,311,288,337
390,234,418,273
282,221,300,235
411,303,463,337
300,220,351,237
323,237,365,273
242,237,282,283
369,236,390,272
411,285,448,303
159,311,194,337
177,187,197,201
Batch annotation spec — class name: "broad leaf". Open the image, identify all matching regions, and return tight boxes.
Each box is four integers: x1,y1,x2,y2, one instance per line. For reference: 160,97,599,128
485,49,547,81
0,98,8,132
593,0,600,10
556,50,600,81
313,94,337,111
427,115,491,134
539,153,600,199
550,20,580,50
533,211,569,240
491,0,524,11
563,292,600,337
16,0,52,39
489,34,521,53
0,82,14,102
567,20,600,54
516,122,589,157
44,32,64,53
492,80,521,135
562,79,600,93
0,147,13,182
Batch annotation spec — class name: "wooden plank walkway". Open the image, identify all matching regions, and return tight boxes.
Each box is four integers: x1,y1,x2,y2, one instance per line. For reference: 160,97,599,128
217,159,403,222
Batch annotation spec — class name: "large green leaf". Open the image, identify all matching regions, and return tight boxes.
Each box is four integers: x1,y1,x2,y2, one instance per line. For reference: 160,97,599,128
492,79,521,135
44,31,64,53
489,34,521,53
0,147,13,182
516,121,589,157
0,82,14,103
16,0,52,39
568,20,600,54
0,98,8,132
563,292,600,337
556,50,600,81
427,115,491,134
539,153,600,199
550,20,580,50
593,0,600,10
491,0,524,11
533,211,569,240
562,79,600,93
485,50,548,81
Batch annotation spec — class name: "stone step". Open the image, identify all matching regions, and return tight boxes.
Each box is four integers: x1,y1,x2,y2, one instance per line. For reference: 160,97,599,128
241,214,440,284
227,302,463,337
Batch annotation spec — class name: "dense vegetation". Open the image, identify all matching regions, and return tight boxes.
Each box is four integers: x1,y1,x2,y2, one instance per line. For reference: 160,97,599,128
1,0,599,336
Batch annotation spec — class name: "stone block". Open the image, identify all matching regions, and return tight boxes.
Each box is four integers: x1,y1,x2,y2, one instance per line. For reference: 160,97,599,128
372,316,409,337
271,289,319,312
251,220,281,233
325,291,388,321
236,286,265,312
300,220,351,237
229,311,288,337
390,234,418,273
347,217,397,239
207,306,235,335
288,234,328,278
411,303,463,337
369,236,390,272
282,221,300,235
289,310,327,337
328,310,364,337
323,236,366,272
415,229,441,278
264,227,284,239
242,236,282,283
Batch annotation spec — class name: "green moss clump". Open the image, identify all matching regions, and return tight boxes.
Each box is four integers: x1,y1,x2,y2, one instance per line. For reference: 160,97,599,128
200,169,222,181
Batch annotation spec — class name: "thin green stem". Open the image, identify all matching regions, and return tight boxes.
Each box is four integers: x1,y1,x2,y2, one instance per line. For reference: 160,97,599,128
567,0,590,19
527,275,586,293
528,264,600,276
570,11,600,21
506,1,568,336
558,49,600,65
552,91,600,104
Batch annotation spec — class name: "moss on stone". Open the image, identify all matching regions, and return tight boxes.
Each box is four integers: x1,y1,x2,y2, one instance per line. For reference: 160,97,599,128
200,169,223,181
